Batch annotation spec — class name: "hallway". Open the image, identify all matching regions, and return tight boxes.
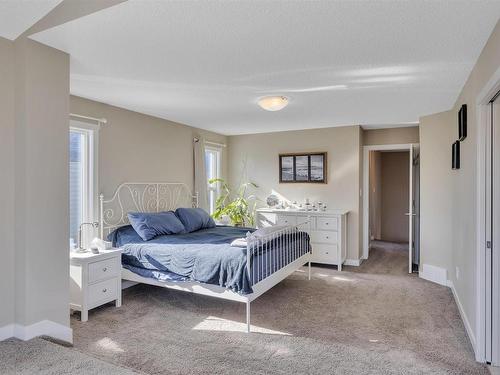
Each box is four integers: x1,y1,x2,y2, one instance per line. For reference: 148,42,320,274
355,240,410,276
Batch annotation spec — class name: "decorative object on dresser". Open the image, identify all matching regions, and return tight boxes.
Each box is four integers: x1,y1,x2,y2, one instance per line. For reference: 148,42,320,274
70,248,122,322
279,152,327,183
256,208,348,270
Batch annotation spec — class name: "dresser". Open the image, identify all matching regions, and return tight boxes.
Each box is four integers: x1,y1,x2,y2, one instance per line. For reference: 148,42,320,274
256,208,348,270
70,248,122,322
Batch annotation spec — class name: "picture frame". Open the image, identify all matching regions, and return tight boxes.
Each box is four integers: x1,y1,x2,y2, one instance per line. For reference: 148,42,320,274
452,141,460,170
279,152,327,183
458,104,467,141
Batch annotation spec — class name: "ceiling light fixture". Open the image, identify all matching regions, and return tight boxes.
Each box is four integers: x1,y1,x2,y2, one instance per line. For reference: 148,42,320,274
258,96,289,111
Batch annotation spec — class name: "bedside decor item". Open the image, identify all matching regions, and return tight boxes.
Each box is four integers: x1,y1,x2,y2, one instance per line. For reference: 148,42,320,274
209,178,258,226
452,141,460,170
458,104,467,141
266,194,279,207
279,152,327,183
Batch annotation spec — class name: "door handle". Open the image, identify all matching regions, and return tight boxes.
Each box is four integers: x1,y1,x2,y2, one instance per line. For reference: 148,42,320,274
404,213,416,216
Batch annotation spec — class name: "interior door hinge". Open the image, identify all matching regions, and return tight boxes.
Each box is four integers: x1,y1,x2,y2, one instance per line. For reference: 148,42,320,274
487,241,492,249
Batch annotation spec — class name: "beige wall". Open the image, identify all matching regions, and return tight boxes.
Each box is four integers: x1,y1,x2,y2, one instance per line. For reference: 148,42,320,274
13,38,70,328
70,96,228,199
380,152,409,243
419,20,500,347
0,37,15,329
363,126,419,146
228,125,362,260
369,151,382,240
419,110,454,272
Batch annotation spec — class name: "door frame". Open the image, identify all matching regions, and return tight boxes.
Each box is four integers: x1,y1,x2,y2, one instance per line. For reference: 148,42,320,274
362,143,419,265
476,67,500,363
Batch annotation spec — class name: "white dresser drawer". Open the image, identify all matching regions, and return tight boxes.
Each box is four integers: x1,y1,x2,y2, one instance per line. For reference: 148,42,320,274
312,244,339,264
316,216,338,231
311,231,338,244
276,214,297,226
257,212,277,228
89,257,119,283
88,278,118,308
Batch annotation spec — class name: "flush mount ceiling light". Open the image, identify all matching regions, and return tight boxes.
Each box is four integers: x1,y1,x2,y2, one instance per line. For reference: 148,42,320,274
258,96,289,111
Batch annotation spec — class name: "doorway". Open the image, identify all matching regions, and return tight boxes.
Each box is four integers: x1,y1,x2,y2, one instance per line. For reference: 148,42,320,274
363,143,420,274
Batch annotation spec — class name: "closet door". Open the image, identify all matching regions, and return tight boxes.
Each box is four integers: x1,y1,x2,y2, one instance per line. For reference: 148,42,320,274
491,96,500,365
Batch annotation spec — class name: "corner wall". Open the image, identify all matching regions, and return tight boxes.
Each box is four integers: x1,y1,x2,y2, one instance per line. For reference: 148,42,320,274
228,125,362,261
419,20,500,353
0,37,15,334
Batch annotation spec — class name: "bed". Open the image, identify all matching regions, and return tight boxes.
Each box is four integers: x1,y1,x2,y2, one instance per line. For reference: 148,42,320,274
100,182,312,332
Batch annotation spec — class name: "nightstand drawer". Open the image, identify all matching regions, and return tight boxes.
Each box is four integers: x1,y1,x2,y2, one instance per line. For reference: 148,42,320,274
316,217,338,231
89,258,119,283
311,231,338,244
88,278,118,307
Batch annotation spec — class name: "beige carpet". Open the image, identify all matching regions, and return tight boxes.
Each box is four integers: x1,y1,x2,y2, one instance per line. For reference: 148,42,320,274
0,337,139,374
67,244,488,375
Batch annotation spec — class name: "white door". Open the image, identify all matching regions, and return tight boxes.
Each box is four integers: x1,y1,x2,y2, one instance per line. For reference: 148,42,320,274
408,146,414,274
488,94,500,364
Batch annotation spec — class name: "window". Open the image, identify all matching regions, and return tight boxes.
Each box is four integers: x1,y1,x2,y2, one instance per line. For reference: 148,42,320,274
205,147,221,214
69,121,98,249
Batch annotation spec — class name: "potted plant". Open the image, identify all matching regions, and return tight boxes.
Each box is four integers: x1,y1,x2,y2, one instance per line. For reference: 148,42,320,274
209,178,258,227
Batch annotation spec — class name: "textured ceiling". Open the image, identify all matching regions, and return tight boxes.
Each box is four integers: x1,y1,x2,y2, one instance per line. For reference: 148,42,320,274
0,0,62,40
31,0,500,135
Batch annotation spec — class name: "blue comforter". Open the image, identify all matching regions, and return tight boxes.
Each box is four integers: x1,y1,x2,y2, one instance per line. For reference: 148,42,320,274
109,225,309,294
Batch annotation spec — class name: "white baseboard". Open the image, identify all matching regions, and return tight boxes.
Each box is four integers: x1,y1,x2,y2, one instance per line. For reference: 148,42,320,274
419,264,448,286
0,324,14,341
344,259,363,266
448,280,476,353
2,320,73,344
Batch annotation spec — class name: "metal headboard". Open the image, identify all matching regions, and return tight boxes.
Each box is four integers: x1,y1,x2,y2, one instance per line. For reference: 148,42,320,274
99,182,198,239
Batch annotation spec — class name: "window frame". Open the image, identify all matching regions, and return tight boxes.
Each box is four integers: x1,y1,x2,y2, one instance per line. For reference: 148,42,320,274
205,146,222,214
69,120,99,247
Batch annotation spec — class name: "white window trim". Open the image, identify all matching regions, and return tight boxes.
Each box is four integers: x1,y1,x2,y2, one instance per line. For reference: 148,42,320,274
206,145,222,214
70,120,99,247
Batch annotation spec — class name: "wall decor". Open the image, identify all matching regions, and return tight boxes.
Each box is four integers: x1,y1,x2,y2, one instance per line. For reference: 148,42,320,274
452,141,460,170
279,152,327,183
458,104,467,141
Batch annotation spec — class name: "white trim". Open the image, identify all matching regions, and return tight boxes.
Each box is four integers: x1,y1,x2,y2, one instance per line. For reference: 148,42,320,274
70,113,107,124
419,263,448,286
362,143,418,260
0,321,73,343
448,280,477,354
0,324,14,341
475,66,500,363
344,258,363,266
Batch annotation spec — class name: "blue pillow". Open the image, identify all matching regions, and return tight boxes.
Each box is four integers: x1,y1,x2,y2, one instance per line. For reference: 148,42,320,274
127,211,186,241
175,208,215,233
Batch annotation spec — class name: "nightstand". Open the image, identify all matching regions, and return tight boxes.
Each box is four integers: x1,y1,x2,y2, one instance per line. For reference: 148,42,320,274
70,248,122,322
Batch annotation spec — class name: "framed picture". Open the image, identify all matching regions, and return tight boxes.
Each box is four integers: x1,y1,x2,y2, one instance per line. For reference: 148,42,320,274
458,104,467,141
452,141,460,170
279,152,327,183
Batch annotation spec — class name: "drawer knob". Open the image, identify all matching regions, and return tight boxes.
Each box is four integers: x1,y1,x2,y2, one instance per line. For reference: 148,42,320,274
103,267,107,272
326,222,329,225
326,236,329,239
325,252,329,254
102,288,107,293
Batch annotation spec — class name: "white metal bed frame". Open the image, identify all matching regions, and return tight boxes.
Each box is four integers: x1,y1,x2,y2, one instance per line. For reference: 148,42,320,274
99,182,311,333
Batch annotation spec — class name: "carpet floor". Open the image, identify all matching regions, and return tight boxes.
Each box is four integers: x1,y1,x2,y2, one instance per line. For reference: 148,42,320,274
0,337,139,374
67,244,487,375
